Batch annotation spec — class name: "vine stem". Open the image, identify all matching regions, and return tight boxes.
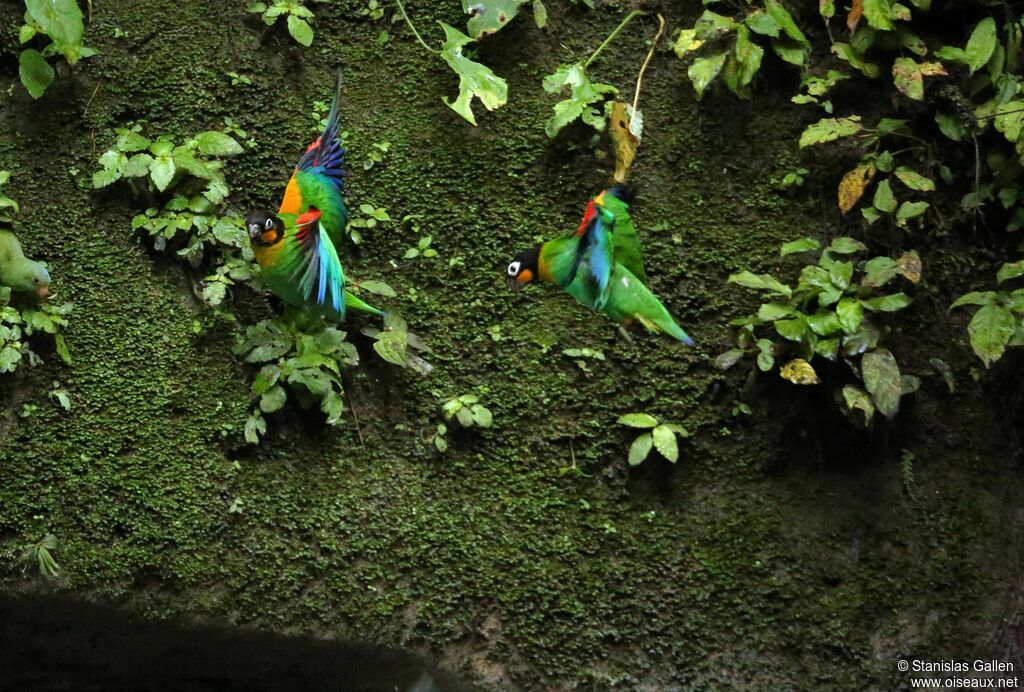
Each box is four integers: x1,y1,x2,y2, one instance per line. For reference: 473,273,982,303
394,0,438,55
632,13,666,117
584,10,647,69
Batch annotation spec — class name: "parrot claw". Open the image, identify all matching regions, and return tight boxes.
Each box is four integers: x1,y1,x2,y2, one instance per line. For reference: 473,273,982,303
617,325,635,344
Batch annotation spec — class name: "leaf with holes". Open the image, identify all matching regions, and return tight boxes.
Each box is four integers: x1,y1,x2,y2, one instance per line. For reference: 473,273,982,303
440,23,509,126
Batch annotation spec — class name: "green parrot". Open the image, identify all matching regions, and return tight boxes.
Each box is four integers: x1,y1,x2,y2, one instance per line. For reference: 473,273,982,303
506,186,693,345
0,229,51,297
246,73,383,322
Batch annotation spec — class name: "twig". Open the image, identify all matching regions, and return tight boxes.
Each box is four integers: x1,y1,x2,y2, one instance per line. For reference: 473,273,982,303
584,9,646,69
343,381,365,448
631,14,665,116
394,0,438,55
82,83,100,118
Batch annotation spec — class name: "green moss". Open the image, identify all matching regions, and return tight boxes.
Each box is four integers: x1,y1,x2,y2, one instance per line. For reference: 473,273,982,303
0,1,1019,689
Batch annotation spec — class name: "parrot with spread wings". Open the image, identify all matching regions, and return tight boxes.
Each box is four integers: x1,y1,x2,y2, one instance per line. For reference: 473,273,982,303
246,73,383,322
506,186,693,345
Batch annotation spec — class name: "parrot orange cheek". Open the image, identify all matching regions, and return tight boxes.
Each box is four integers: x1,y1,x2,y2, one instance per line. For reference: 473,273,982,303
518,269,533,283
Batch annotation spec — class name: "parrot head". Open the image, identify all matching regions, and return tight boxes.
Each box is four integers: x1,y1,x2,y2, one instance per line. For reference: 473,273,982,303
506,245,541,292
10,261,50,297
246,211,284,247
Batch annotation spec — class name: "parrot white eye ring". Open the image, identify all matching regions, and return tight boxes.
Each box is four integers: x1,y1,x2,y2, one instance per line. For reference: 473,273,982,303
264,218,275,230
507,261,521,276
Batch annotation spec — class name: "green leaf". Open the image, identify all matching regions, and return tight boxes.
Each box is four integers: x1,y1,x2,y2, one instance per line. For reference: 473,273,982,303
862,348,903,418
896,201,929,222
862,0,895,31
150,156,176,192
287,15,314,47
764,0,807,44
25,0,84,64
950,291,996,309
196,131,244,156
775,317,807,342
533,0,547,28
873,179,897,213
829,261,853,290
259,384,287,413
652,425,679,463
842,384,875,426
994,101,1024,143
688,51,728,100
244,411,266,444
727,271,792,298
440,22,509,126
359,280,397,297
806,311,842,336
694,10,737,40
966,17,997,74
997,261,1024,284
780,237,820,256
715,348,744,371
756,338,775,371
745,11,780,37
757,303,793,321
463,0,522,38
861,293,912,312
123,153,153,178
617,412,658,429
628,432,653,466
967,303,1015,367
799,117,863,148
862,257,899,287
54,333,71,365
894,167,935,191
543,62,617,137
19,49,54,99
471,404,493,427
836,297,864,334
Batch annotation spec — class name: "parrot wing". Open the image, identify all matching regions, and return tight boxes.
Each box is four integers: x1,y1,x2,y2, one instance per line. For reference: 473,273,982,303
296,71,346,189
568,215,615,309
598,186,648,285
281,210,346,320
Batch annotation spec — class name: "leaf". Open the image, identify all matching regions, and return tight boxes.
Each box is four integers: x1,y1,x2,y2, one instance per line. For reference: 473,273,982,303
780,358,819,385
471,404,493,428
196,131,244,156
896,250,922,283
832,43,879,78
829,261,853,290
781,237,820,256
745,11,780,37
894,167,935,191
673,29,704,59
359,280,397,297
862,0,895,31
842,384,875,426
892,58,944,100
617,413,658,429
806,311,842,336
967,303,1015,367
873,179,897,213
440,23,509,126
727,271,792,298
997,261,1024,284
862,257,899,287
838,164,876,213
764,0,807,44
532,0,547,29
19,49,54,100
150,156,176,192
837,297,864,333
688,51,728,100
652,425,679,463
287,15,314,47
842,321,881,356
756,338,775,371
896,201,929,222
994,101,1024,143
25,0,84,63
54,333,72,365
861,348,903,418
694,11,737,40
861,293,912,312
609,102,638,184
799,117,863,148
463,0,523,39
758,303,793,321
244,411,266,444
950,291,996,309
829,237,867,254
715,348,745,371
628,432,653,466
966,17,997,74
929,357,955,393
259,384,287,413
721,25,764,97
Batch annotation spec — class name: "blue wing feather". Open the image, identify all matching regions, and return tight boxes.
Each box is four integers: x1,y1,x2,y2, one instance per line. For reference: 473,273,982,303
297,72,346,192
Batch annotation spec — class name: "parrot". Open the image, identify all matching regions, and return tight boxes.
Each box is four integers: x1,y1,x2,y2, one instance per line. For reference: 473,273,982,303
505,187,693,345
246,73,383,322
0,230,50,298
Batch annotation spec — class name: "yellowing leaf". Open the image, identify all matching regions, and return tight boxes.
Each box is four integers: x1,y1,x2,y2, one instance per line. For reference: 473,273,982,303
896,249,922,283
780,358,819,385
609,101,638,184
838,163,876,213
847,0,864,31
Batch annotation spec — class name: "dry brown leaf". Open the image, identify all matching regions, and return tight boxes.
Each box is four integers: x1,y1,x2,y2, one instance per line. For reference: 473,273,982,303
847,0,864,31
780,358,820,385
897,249,922,284
919,61,947,76
610,101,638,184
838,163,876,214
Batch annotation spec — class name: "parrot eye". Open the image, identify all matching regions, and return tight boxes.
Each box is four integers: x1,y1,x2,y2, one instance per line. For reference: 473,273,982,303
32,278,38,284
507,261,521,277
264,218,275,230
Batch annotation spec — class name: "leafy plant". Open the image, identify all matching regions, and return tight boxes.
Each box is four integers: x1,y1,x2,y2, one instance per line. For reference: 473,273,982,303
442,394,493,429
395,0,508,125
403,234,437,260
49,380,71,410
951,260,1024,368
363,140,391,170
617,413,689,466
226,71,253,87
21,533,59,578
18,0,98,98
431,423,448,452
674,1,809,100
0,172,19,224
348,203,391,244
721,237,922,425
246,0,319,47
561,347,604,373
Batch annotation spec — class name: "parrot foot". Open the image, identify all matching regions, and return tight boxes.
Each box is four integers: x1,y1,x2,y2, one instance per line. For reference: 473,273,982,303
617,325,635,344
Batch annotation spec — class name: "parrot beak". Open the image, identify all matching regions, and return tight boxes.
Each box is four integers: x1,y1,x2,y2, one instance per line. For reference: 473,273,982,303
36,285,49,298
248,224,262,241
507,276,523,293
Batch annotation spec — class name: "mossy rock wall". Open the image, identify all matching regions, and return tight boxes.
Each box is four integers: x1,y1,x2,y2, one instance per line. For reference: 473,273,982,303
0,1,1021,689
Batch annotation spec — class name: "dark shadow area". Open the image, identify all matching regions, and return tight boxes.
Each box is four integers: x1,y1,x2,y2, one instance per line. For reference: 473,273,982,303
0,594,477,692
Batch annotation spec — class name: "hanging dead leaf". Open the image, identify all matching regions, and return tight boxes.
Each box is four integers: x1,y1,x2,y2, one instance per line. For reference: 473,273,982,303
780,358,820,385
897,249,922,284
610,101,638,184
847,0,863,31
838,163,876,214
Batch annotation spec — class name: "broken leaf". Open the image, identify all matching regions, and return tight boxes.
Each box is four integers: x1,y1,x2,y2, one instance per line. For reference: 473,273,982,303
780,358,819,385
439,22,509,126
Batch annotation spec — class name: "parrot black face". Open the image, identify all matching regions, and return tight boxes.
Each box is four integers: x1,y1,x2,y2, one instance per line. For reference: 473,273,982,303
246,211,284,247
506,245,541,292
